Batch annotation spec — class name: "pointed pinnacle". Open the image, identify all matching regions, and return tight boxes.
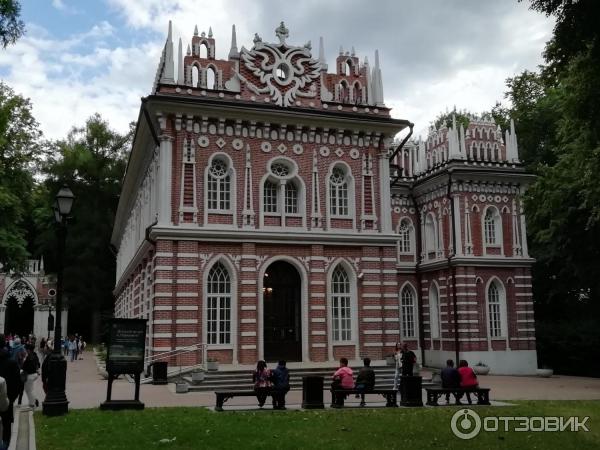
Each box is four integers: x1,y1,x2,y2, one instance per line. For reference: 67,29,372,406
194,24,198,36
208,26,213,38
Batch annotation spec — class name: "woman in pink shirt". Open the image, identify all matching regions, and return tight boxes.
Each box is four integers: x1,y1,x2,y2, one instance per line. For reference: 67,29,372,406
458,360,478,404
331,358,354,407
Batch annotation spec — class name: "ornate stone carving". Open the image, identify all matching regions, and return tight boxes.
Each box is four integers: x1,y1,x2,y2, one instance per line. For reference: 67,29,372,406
237,23,321,107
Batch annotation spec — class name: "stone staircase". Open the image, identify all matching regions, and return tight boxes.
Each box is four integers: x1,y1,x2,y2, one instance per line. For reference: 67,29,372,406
178,366,435,392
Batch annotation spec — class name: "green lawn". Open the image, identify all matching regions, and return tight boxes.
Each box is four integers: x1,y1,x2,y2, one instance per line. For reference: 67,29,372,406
35,401,599,449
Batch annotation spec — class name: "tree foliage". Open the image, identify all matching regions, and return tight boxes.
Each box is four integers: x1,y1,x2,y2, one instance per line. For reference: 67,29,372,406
504,0,600,375
0,82,41,271
0,0,25,48
34,114,130,340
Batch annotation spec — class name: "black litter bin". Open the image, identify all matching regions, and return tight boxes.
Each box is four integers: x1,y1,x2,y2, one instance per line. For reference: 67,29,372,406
152,361,168,385
302,376,324,409
400,375,423,406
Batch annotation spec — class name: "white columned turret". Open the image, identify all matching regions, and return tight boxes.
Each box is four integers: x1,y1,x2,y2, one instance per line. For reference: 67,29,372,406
311,149,322,229
177,37,184,85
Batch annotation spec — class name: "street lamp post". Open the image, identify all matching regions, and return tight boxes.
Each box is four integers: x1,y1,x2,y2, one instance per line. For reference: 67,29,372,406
42,185,74,416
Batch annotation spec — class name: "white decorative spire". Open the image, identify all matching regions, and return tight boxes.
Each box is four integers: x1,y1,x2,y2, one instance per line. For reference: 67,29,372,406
339,45,343,55
194,24,198,36
177,37,184,85
448,114,461,159
351,46,355,56
459,123,466,156
371,49,384,105
506,119,520,162
318,36,327,70
187,44,191,56
208,26,213,38
229,24,239,59
364,56,372,104
160,20,175,84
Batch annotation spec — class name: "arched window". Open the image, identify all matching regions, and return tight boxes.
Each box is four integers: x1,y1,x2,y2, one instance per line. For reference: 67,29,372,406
425,213,437,254
329,167,349,216
487,281,506,338
191,65,199,87
483,207,502,247
345,60,352,76
207,66,217,90
285,181,298,214
398,219,412,253
263,180,278,213
331,265,352,342
429,284,441,339
206,262,231,345
200,42,208,59
207,157,231,211
339,80,349,103
401,286,416,338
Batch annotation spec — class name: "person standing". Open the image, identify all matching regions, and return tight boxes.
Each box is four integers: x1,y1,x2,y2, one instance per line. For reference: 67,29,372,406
252,360,272,408
354,357,376,407
392,342,402,390
68,337,76,362
0,334,21,447
10,339,26,406
271,360,290,410
400,343,417,376
22,345,39,408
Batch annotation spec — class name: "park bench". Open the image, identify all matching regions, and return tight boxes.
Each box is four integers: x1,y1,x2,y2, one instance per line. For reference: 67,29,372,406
330,388,398,408
425,387,491,406
214,390,274,411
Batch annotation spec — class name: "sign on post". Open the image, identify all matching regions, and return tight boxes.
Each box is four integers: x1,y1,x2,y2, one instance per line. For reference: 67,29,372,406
101,318,147,411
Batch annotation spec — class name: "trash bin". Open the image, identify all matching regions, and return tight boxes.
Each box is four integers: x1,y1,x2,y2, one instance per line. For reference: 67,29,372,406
302,376,324,409
400,375,423,407
152,361,168,385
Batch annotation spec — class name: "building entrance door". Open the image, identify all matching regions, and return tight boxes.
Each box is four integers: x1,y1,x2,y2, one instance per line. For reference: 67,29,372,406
263,261,302,362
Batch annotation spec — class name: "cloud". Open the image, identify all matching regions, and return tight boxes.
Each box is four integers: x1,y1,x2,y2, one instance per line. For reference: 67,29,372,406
0,1,554,141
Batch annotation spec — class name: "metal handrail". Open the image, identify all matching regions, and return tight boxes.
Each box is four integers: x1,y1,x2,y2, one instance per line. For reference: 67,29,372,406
145,342,207,370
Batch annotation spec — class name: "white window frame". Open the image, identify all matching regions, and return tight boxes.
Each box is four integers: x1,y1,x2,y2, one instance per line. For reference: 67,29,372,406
482,205,504,254
326,162,356,229
429,282,441,339
486,278,508,339
397,218,414,255
424,213,437,256
204,153,237,224
206,262,232,345
400,284,417,339
327,260,358,348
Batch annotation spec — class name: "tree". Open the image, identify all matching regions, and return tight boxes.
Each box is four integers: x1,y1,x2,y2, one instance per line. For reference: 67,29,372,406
0,82,41,271
0,0,25,48
35,114,131,342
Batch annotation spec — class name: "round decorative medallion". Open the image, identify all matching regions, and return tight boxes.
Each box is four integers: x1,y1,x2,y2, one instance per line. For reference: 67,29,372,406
349,148,360,160
197,136,210,148
232,138,244,150
292,144,304,155
479,194,487,202
394,207,401,213
319,146,330,157
494,195,502,203
261,142,272,153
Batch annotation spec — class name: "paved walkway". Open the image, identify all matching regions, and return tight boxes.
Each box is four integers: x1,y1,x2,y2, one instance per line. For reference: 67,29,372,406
13,350,600,448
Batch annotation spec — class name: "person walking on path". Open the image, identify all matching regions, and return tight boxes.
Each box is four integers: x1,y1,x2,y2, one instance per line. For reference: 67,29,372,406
252,360,272,408
0,334,21,448
22,345,40,408
271,361,290,410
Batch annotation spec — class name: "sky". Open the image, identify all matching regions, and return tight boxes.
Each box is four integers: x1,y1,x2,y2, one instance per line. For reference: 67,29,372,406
0,0,554,140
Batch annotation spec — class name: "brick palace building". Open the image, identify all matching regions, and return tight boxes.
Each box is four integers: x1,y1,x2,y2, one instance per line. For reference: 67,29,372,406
111,22,537,374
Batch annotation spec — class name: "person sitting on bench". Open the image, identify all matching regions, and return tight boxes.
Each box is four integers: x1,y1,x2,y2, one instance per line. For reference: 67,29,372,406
252,360,272,408
331,357,353,407
354,357,375,407
271,360,290,410
441,359,462,404
457,359,479,405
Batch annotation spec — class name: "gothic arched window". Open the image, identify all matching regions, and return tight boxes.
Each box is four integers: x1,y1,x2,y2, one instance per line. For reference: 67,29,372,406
429,284,441,339
401,286,416,338
206,262,231,345
207,157,231,211
331,265,352,342
398,219,412,253
424,213,437,254
329,167,349,216
487,280,507,338
484,207,501,245
263,180,278,213
285,181,298,214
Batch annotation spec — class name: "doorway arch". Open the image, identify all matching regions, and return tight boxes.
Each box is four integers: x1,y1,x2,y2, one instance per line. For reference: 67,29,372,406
260,260,304,362
3,280,36,337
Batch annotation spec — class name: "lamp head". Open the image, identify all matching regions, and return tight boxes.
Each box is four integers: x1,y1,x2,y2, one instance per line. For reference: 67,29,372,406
55,185,75,217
